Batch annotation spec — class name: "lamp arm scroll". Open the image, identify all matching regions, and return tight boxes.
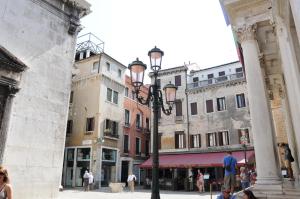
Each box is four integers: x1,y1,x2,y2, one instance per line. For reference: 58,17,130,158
158,90,172,115
136,85,154,106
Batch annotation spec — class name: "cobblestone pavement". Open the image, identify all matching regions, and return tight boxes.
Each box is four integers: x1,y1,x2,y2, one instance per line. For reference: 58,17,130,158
58,188,219,199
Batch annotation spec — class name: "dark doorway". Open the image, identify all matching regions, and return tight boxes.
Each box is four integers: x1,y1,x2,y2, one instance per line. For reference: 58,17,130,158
121,161,129,186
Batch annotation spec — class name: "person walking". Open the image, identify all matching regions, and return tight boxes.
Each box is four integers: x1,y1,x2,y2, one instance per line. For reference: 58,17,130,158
83,170,90,191
223,151,237,194
127,173,136,192
196,169,204,193
240,167,250,190
0,166,13,199
88,172,94,190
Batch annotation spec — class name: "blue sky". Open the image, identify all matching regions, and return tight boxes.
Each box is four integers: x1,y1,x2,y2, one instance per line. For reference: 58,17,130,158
81,0,238,82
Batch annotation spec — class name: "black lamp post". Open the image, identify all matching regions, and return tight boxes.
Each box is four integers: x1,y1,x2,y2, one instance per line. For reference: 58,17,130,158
128,46,177,199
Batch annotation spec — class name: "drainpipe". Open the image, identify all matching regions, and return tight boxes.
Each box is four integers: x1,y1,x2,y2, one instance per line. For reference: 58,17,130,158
185,66,190,150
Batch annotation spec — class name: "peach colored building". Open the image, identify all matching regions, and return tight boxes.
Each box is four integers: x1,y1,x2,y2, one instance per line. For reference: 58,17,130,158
120,75,151,185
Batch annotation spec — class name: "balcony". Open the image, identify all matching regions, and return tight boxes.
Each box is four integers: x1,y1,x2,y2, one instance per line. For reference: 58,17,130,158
104,129,119,138
187,72,245,89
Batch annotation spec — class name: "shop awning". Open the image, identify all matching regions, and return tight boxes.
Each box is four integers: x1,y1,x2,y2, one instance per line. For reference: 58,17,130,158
139,151,254,168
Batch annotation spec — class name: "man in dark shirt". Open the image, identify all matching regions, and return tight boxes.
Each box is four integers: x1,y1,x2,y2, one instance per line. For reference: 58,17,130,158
223,151,237,194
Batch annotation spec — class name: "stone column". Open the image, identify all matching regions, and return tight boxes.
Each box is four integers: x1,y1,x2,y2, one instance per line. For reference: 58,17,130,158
276,17,300,175
289,0,300,47
236,24,282,188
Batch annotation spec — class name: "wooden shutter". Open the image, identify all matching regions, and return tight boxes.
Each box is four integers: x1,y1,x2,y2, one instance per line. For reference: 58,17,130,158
175,133,179,149
191,102,197,115
175,75,181,86
176,100,182,116
190,135,194,148
183,133,186,148
206,134,209,147
218,132,223,146
206,100,213,113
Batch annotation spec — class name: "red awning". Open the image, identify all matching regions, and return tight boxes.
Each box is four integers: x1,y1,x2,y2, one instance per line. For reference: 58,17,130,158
140,151,254,168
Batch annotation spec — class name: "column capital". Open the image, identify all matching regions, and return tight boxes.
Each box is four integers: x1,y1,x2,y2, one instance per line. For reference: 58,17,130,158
234,24,257,42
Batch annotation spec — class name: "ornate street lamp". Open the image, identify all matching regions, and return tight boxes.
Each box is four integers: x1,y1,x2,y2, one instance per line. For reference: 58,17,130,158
129,47,177,199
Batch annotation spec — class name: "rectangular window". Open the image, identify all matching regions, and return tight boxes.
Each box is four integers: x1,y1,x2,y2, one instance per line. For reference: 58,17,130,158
105,119,119,136
206,133,217,147
118,69,122,77
124,134,129,153
207,73,214,79
69,91,74,103
107,88,112,101
218,131,229,146
236,93,246,108
193,77,199,82
125,109,130,126
238,129,250,144
136,114,141,129
190,134,201,148
86,117,95,131
175,131,185,149
175,100,182,116
206,99,214,113
207,73,214,84
113,91,118,104
136,137,141,155
92,61,99,72
235,67,243,73
106,62,110,71
175,75,181,86
217,97,226,111
219,71,225,76
190,102,198,115
125,87,129,97
66,120,73,135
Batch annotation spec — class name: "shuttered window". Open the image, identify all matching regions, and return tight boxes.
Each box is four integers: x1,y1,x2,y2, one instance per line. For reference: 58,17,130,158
175,100,182,116
175,75,181,86
190,134,201,148
190,102,197,115
175,131,186,149
206,99,214,113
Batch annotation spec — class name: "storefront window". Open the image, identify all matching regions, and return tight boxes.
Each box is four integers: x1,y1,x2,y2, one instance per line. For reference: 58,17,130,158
102,148,116,162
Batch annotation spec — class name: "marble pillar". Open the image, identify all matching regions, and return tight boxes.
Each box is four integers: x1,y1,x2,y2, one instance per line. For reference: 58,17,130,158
276,17,300,172
289,0,300,48
237,24,282,189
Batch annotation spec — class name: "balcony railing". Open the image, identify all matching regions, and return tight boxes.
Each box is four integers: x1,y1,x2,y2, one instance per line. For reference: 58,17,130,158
187,72,245,89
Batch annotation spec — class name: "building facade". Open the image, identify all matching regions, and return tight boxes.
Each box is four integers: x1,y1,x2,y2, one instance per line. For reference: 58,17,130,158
0,0,90,198
221,0,300,197
120,76,151,185
63,35,126,188
142,62,253,191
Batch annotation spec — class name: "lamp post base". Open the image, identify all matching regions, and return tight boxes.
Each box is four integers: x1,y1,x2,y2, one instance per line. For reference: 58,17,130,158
151,192,160,199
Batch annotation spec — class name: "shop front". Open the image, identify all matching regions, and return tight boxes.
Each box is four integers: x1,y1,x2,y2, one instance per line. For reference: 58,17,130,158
63,147,92,187
101,147,118,186
140,151,255,191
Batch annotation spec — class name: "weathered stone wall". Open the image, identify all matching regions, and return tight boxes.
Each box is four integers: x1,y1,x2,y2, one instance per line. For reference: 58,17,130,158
188,81,251,147
0,0,89,198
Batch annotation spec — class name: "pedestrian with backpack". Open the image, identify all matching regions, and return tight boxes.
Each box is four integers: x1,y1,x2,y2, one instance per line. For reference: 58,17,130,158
223,151,237,194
